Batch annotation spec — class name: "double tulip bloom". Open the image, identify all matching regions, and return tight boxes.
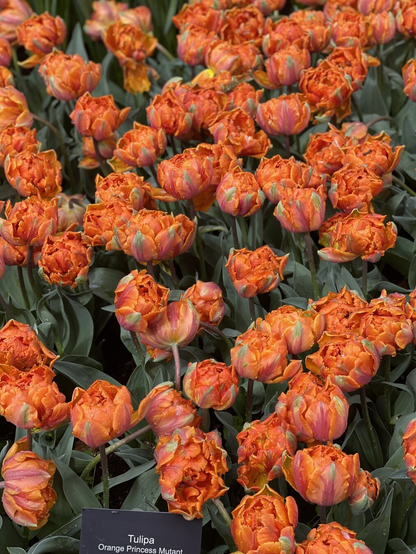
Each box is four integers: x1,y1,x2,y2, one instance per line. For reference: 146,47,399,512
0,86,33,129
0,125,39,168
256,94,311,137
403,59,416,102
110,122,167,171
95,172,154,211
5,150,62,199
217,169,265,218
182,281,225,327
16,13,66,67
297,523,373,554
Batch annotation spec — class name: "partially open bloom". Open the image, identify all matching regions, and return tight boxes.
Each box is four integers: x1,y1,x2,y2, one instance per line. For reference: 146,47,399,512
0,125,39,167
0,66,14,87
120,210,196,264
182,86,228,134
103,21,157,67
358,0,394,13
184,359,239,410
331,10,369,48
345,132,404,177
1,437,56,529
318,210,397,263
226,246,289,298
231,328,302,384
396,5,416,37
84,0,127,40
277,372,349,443
0,36,11,66
0,86,33,129
368,11,396,45
306,333,380,392
262,17,306,57
290,10,330,52
182,281,225,327
299,62,353,122
38,231,93,289
329,163,383,213
252,0,286,14
177,24,216,66
71,92,130,141
258,305,325,355
210,108,271,158
226,82,262,119
109,122,167,171
231,485,298,554
219,6,265,46
39,51,101,101
57,193,88,232
0,364,70,430
237,413,297,491
282,444,360,506
403,59,416,102
349,469,380,515
155,426,228,519
304,126,347,175
140,300,200,351
96,172,154,211
17,13,66,67
172,3,221,32
0,196,58,247
256,45,310,89
205,40,262,76
114,269,169,333
5,150,62,199
71,380,134,448
297,523,374,554
195,143,241,187
275,185,327,233
0,320,57,371
146,90,193,141
256,94,310,137
79,134,117,170
119,6,152,31
0,0,32,42
217,169,265,217
309,287,368,335
83,198,134,250
326,47,369,92
158,149,213,201
137,382,201,437
403,419,416,484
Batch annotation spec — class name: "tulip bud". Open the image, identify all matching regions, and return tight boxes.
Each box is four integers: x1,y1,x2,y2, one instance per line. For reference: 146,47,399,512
262,18,306,57
71,380,135,448
56,193,87,232
331,10,369,48
103,20,157,68
256,94,310,137
5,150,62,199
217,169,264,218
349,469,380,515
1,437,57,529
182,281,225,327
0,86,33,129
368,11,396,45
177,24,216,66
282,444,360,506
274,185,327,233
172,4,221,32
290,10,330,52
137,382,202,436
226,82,263,119
266,45,311,88
0,125,39,167
183,359,239,410
205,39,262,76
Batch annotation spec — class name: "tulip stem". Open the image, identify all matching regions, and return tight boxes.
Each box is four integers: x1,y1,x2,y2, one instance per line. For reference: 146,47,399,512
169,135,178,156
149,164,158,184
18,266,30,310
245,378,254,423
230,216,240,249
284,135,291,158
26,429,33,451
400,487,416,521
99,444,110,509
27,245,41,300
383,356,392,428
211,498,232,527
366,115,399,130
93,138,109,177
248,297,256,322
202,408,210,432
351,95,364,123
320,505,327,524
195,231,207,281
31,113,76,191
188,199,196,220
80,424,152,481
391,175,416,197
362,260,368,299
172,343,182,391
304,232,319,300
146,261,155,278
156,42,175,62
359,387,382,462
168,259,179,289
0,292,11,320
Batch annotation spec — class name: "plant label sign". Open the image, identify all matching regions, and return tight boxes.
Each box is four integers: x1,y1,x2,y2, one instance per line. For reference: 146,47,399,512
80,508,203,554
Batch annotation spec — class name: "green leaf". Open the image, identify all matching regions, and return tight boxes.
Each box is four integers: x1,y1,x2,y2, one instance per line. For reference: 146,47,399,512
53,457,101,514
357,488,394,553
7,550,26,554
292,261,314,300
66,22,89,61
27,537,80,554
44,515,82,539
92,460,155,493
207,505,236,552
122,468,160,511
88,267,125,303
54,356,122,389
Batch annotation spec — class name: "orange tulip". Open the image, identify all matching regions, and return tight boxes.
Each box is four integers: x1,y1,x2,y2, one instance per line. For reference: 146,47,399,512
139,300,200,351
155,426,228,520
331,10,369,48
109,122,167,171
0,0,32,42
396,4,416,37
0,125,39,167
1,437,56,529
275,185,327,233
5,150,62,199
256,94,310,137
231,485,298,554
0,66,14,87
358,0,394,13
182,86,228,135
257,45,311,89
324,0,359,19
349,469,380,515
0,196,58,247
299,62,353,122
205,39,262,76
237,413,297,491
403,59,416,102
71,92,130,141
17,13,66,67
195,143,241,187
304,125,347,176
296,522,373,554
183,359,239,410
258,305,325,355
146,89,193,141
71,380,134,448
120,210,196,264
0,36,11,66
0,86,33,129
253,0,286,14
216,168,264,217
95,172,154,211
231,328,301,384
172,3,221,32
403,419,416,484
177,24,217,67
345,132,404,177
182,281,225,327
82,198,134,250
114,269,169,334
119,6,153,32
38,231,93,289
218,6,265,46
39,51,101,101
329,162,383,213
84,0,127,41
56,193,87,232
262,17,306,57
226,82,263,119
318,210,397,263
306,332,380,392
326,46,369,92
282,444,360,506
226,246,288,298
79,134,116,170
290,10,330,52
103,20,157,67
137,382,201,437
0,320,57,371
368,11,396,45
